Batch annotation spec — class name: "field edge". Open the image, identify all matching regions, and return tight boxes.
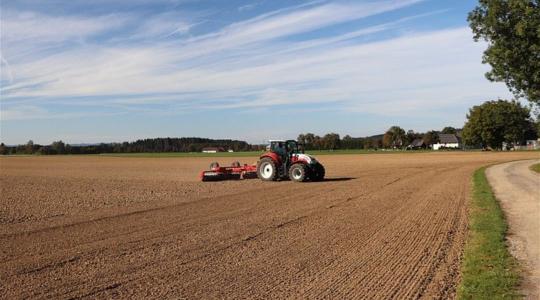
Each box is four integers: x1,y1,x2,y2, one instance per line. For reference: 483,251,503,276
457,166,521,299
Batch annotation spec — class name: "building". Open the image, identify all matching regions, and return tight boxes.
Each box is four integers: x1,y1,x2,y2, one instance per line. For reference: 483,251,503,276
526,139,539,150
432,134,461,150
407,138,427,150
202,147,225,153
512,139,540,150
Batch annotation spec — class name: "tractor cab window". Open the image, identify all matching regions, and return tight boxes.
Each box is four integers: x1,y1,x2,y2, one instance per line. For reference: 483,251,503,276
287,141,299,154
271,142,286,156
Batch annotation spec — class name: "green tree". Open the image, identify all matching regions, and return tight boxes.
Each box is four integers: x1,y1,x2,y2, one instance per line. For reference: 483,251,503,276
297,134,306,145
462,99,532,149
313,135,323,150
383,126,406,148
303,133,316,150
322,133,340,150
441,127,457,134
0,143,7,155
405,130,422,146
363,138,373,150
25,140,34,154
423,131,439,146
342,135,352,149
468,0,540,104
51,140,66,154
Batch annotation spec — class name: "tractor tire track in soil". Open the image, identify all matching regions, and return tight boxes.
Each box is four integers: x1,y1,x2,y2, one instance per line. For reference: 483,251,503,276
0,152,537,299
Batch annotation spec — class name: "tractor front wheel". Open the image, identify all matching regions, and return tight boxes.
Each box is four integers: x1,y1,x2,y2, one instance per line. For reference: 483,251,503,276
257,158,278,181
289,164,308,182
310,163,325,181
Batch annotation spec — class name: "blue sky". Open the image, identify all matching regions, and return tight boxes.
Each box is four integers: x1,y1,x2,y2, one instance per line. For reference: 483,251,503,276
0,0,512,145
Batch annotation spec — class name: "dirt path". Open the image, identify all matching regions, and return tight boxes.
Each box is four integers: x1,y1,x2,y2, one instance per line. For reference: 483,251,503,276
486,159,540,299
1,152,537,299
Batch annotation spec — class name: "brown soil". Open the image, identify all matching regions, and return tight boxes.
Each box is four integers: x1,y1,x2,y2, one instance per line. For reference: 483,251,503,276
0,152,537,299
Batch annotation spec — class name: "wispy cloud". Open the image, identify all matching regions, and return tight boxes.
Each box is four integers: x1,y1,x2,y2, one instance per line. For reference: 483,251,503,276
238,2,262,12
0,0,510,126
1,10,128,46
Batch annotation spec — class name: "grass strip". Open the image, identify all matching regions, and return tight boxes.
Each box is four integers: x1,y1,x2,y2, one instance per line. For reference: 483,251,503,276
457,167,520,299
529,163,540,173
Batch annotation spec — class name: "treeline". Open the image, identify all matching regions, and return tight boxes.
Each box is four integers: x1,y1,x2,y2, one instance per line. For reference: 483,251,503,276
297,126,460,150
0,138,256,155
297,133,380,150
3,107,537,155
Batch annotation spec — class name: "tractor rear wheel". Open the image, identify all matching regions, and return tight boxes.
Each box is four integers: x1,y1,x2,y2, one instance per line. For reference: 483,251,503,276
289,163,308,182
257,158,278,181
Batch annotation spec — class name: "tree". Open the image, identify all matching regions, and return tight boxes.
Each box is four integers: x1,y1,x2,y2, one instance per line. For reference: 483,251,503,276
383,126,406,148
423,131,439,146
0,143,7,155
25,140,34,154
303,133,316,150
441,127,457,134
462,99,532,149
405,130,422,146
382,132,393,148
342,135,353,149
363,138,373,149
468,0,540,104
297,134,306,145
313,135,323,150
51,140,66,154
322,133,340,150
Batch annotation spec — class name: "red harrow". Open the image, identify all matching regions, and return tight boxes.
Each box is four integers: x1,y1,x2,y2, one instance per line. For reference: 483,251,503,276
200,161,258,181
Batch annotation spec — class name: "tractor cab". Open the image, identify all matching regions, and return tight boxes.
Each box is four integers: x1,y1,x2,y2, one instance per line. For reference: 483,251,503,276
268,140,303,157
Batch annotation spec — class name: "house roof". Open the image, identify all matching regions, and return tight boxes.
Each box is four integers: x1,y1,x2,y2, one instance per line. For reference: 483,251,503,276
438,134,459,144
409,138,425,147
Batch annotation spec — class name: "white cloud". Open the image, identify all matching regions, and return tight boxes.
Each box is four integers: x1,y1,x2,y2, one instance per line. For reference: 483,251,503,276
128,12,200,39
177,0,422,58
1,0,511,123
1,11,127,44
238,2,262,12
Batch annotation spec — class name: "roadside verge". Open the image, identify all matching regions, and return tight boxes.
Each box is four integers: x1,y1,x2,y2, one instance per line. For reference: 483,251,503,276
457,167,520,299
530,163,540,173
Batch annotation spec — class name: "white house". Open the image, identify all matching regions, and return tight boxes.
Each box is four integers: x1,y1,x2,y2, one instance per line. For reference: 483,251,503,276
202,147,224,153
432,134,461,150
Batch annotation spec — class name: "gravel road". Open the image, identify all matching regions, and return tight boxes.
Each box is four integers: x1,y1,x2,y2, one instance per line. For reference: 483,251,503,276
486,159,540,299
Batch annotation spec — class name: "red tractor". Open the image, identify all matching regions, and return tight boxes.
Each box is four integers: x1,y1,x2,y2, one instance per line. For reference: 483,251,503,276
257,140,324,182
200,140,325,182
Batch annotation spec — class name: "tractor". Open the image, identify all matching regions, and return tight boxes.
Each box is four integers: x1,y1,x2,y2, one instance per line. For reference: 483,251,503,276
256,140,324,182
200,139,325,182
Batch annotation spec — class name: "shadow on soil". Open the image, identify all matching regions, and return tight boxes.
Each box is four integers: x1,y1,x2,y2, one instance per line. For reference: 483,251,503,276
321,177,356,182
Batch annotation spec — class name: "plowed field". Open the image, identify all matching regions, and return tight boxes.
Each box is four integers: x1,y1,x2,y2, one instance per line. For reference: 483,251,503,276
1,152,537,299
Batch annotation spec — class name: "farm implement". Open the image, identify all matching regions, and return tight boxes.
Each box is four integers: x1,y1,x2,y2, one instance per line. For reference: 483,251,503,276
200,162,258,181
200,140,325,182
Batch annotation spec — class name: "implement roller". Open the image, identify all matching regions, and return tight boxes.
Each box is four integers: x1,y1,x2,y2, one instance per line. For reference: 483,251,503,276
200,161,258,181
